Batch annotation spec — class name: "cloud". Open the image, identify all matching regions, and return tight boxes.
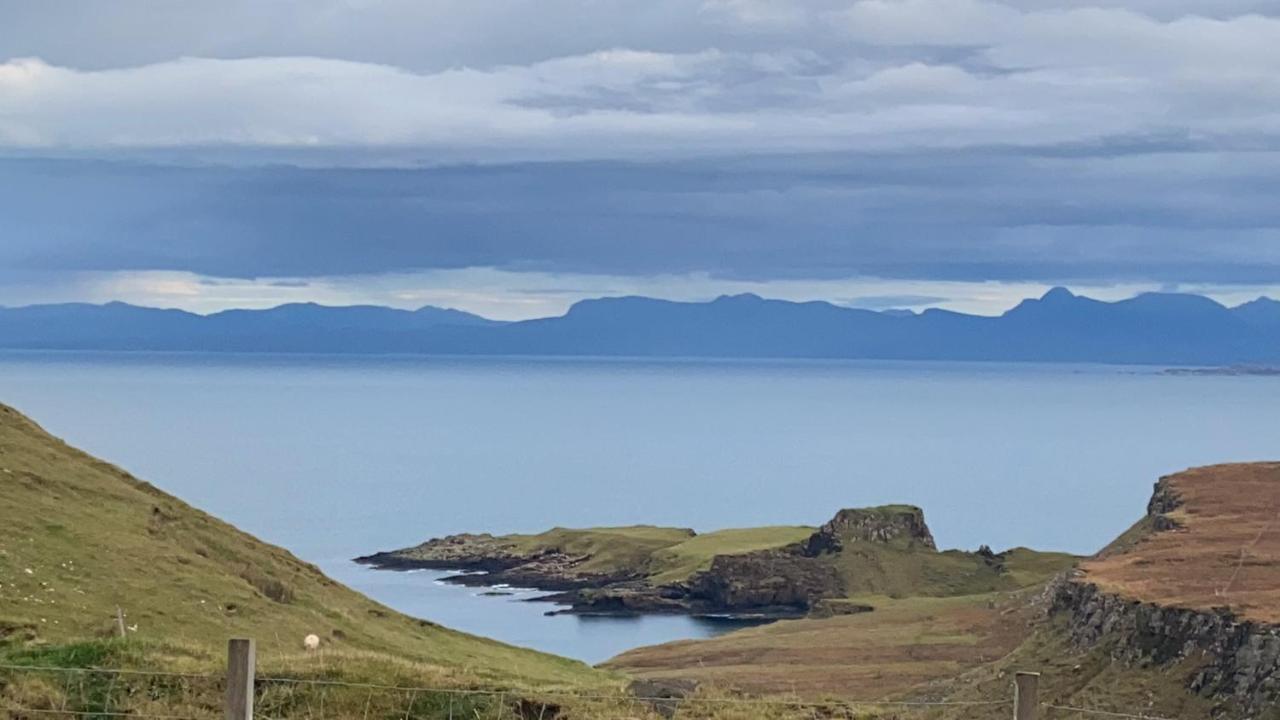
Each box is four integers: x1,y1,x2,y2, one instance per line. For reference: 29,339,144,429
1,2,1279,159
3,1,1273,74
2,1,1280,292
3,154,1280,286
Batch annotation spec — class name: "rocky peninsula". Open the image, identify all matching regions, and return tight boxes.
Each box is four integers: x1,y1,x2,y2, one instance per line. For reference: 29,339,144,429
356,506,1076,619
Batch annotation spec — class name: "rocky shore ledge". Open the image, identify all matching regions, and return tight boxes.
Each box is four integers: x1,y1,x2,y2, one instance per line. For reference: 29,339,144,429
356,505,1052,619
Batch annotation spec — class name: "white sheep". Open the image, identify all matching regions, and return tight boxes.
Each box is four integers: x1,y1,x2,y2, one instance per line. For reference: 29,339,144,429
303,633,321,651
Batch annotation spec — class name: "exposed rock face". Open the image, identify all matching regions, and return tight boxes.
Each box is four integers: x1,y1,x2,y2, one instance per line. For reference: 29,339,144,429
802,506,936,555
1145,478,1184,531
687,549,843,612
681,506,939,612
1049,474,1280,717
564,583,691,616
1052,578,1280,717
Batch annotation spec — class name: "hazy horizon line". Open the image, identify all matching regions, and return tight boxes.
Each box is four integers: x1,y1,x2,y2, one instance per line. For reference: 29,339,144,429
4,286,1275,323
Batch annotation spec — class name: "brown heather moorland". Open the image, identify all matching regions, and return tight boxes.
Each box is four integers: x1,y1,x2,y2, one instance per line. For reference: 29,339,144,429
1081,462,1280,622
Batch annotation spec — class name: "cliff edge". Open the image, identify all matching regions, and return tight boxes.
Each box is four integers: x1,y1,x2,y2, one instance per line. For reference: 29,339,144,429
1046,463,1280,717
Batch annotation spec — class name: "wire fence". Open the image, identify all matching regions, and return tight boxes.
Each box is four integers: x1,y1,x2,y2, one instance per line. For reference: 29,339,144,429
1042,705,1180,720
0,663,1192,720
0,663,1009,720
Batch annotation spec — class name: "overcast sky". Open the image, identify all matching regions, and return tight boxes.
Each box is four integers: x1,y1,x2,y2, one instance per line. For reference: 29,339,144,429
2,0,1279,318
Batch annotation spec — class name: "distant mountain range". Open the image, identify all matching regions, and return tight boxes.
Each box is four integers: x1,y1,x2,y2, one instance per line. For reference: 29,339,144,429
2,288,1278,365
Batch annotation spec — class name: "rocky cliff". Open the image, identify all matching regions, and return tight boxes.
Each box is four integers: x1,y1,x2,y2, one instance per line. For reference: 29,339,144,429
686,549,843,613
1051,578,1280,716
1047,464,1280,718
682,505,937,611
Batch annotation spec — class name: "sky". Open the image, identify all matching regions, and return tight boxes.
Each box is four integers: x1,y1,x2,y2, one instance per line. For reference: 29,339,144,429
2,0,1280,320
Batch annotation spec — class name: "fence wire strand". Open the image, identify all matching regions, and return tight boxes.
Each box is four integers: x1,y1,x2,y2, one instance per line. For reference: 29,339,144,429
1043,703,1182,720
1,707,210,720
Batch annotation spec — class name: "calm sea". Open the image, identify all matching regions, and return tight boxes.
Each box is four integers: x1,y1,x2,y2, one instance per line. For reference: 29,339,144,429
1,352,1276,662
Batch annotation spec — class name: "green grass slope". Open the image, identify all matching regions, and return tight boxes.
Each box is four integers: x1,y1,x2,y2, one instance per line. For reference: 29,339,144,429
825,545,1080,599
0,402,600,688
648,526,816,584
506,526,697,577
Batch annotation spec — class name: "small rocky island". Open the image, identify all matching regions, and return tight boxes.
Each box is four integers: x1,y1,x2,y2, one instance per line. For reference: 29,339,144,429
1163,365,1280,376
356,506,1077,619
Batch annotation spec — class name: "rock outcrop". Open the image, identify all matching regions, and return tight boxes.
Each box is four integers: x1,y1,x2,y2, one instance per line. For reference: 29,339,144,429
1051,577,1280,715
802,505,935,555
681,506,936,613
686,549,843,613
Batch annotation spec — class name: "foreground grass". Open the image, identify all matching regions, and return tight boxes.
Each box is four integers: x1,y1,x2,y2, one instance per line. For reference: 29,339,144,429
1,637,931,720
0,637,631,719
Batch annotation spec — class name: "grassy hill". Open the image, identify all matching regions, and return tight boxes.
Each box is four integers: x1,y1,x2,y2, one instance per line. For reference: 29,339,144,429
0,402,605,695
502,525,817,584
819,544,1078,599
646,526,816,584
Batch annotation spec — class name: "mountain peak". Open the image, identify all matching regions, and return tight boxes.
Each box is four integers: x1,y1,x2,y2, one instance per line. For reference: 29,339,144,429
1040,286,1077,302
1003,286,1090,317
1237,296,1280,309
1232,296,1280,328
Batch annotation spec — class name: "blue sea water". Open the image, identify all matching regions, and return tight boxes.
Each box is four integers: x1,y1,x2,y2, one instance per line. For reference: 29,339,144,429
1,351,1277,662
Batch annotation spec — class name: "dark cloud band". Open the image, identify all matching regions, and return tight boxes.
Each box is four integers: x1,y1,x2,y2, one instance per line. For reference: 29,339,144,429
2,154,1277,285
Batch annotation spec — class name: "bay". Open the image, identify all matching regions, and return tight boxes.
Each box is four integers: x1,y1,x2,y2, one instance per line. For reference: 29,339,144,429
2,351,1276,662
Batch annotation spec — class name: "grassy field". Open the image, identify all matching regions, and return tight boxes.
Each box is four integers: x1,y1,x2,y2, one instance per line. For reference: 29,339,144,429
647,527,816,584
606,589,1052,701
505,525,697,577
605,526,1079,701
0,401,607,696
821,545,1077,599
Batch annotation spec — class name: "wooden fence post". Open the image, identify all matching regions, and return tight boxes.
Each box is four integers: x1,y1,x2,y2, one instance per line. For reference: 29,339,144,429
114,607,126,638
1014,671,1039,720
225,638,256,720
